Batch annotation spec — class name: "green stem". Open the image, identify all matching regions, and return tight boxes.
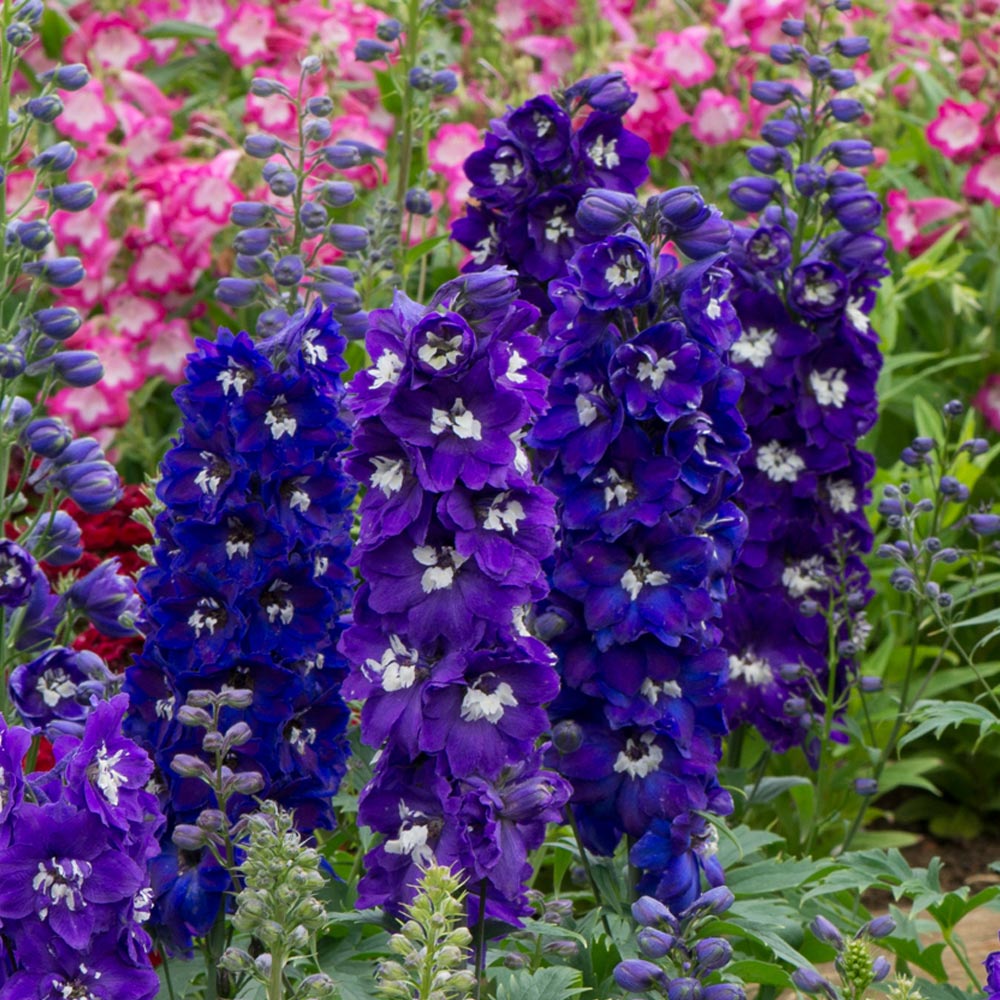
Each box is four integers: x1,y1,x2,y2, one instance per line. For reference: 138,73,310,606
473,878,488,1000
565,805,615,939
943,928,981,991
268,946,285,1000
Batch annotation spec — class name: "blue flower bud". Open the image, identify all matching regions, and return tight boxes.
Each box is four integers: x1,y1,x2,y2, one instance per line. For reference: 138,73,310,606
233,227,273,256
315,264,356,285
667,977,703,1000
825,139,875,168
751,80,794,105
807,55,832,77
216,278,259,307
939,475,961,495
746,145,791,174
2,396,32,431
404,186,433,216
39,181,98,212
674,214,732,258
835,36,870,58
793,163,827,196
859,675,882,693
21,510,82,565
694,937,733,972
703,987,744,1000
683,886,734,918
54,437,103,467
0,344,25,379
29,141,77,172
943,398,965,417
337,139,384,161
550,719,583,753
828,68,856,90
13,0,43,25
770,43,797,65
761,118,802,146
306,96,334,119
273,254,305,286
249,77,288,98
339,311,368,340
301,55,322,74
41,63,90,91
729,176,781,212
23,417,72,458
826,171,867,193
577,189,639,234
314,283,362,312
53,350,103,387
244,133,282,158
826,190,882,233
827,97,865,122
431,69,458,94
854,777,878,796
968,513,1000,536
637,927,675,958
58,461,123,513
835,0,852,8
22,257,85,288
563,72,635,114
861,915,895,939
318,180,356,207
784,696,808,716
267,169,297,197
889,567,915,592
408,66,433,90
653,185,709,228
230,201,273,227
613,959,667,993
235,253,270,277
909,436,934,453
377,18,402,41
303,117,332,142
355,38,394,62
810,916,844,949
791,967,836,997
256,307,291,338
871,956,890,982
33,306,81,340
327,223,369,252
17,219,53,251
25,95,63,123
5,22,33,46
781,17,805,35
299,201,328,231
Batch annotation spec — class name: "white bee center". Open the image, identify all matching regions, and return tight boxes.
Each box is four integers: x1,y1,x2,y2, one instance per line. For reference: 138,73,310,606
605,254,641,289
371,455,405,495
93,743,128,806
370,349,403,389
731,326,776,368
620,554,670,601
430,398,482,441
365,634,419,692
613,732,663,778
545,208,575,243
588,135,620,169
217,360,250,397
810,367,849,408
782,555,827,598
756,440,805,482
483,493,525,533
37,668,77,707
828,479,857,513
636,354,676,390
413,546,467,593
417,332,464,370
727,652,774,687
265,395,297,439
460,678,518,724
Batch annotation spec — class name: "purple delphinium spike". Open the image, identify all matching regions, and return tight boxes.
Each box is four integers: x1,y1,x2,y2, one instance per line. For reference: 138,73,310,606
720,12,884,755
123,305,356,953
340,268,570,926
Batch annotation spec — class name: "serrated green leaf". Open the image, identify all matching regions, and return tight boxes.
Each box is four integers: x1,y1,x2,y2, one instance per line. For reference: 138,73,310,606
898,700,1000,749
928,886,1000,932
493,966,586,1000
727,858,829,896
716,826,786,868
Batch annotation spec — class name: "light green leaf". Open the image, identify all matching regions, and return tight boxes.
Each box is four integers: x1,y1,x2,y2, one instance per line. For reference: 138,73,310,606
142,19,217,39
493,966,586,1000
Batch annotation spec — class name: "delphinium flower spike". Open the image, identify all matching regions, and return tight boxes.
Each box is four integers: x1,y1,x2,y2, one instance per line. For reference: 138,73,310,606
719,0,886,761
340,267,571,928
123,305,356,957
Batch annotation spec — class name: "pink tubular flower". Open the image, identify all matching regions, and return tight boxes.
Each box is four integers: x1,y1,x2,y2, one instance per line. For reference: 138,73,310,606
55,79,118,146
689,88,748,145
965,153,1000,206
652,26,716,88
885,189,965,255
218,2,277,67
974,373,1000,433
428,122,480,216
516,35,576,95
926,99,988,160
613,54,689,158
87,14,154,70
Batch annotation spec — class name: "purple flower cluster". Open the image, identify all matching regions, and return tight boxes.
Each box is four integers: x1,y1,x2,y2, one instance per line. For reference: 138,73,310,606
341,268,570,926
0,695,162,999
451,72,649,312
123,306,355,951
720,16,885,753
531,211,749,910
985,934,1000,1000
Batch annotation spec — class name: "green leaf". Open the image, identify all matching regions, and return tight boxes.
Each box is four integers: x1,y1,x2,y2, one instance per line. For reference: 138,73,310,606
725,960,794,989
928,805,984,841
877,756,943,796
727,858,830,897
716,826,786,868
374,68,403,117
142,19,218,39
928,886,1000,932
913,978,982,1000
848,829,923,850
744,776,812,806
898,700,1000,749
493,966,586,1000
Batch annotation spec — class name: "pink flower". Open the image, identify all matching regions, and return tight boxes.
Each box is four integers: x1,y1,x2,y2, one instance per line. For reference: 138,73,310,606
105,294,165,342
926,99,988,160
218,2,276,67
428,122,480,215
689,88,747,145
974,374,1000,434
50,384,131,436
55,79,118,146
142,319,195,382
87,14,153,70
652,27,716,88
516,35,576,94
181,151,242,225
182,0,230,29
885,189,965,255
613,53,688,158
964,153,1000,207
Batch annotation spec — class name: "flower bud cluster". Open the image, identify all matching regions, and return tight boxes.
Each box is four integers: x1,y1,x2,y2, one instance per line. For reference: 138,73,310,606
791,914,894,1000
614,889,744,1000
218,62,372,339
123,307,356,952
0,695,163,997
219,801,332,1000
374,865,476,1000
341,268,570,925
719,4,886,753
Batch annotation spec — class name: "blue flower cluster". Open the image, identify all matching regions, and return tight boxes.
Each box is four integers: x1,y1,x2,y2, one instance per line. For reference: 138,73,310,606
453,81,748,910
341,268,570,926
451,72,650,312
123,306,355,951
720,10,884,754
0,695,163,999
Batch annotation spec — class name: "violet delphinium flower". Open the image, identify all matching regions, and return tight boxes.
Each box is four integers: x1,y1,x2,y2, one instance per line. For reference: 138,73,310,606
720,13,884,754
0,696,162,995
341,269,570,926
123,305,355,953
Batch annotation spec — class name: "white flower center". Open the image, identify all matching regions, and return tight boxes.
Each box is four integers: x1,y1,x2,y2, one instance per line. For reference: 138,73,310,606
94,743,128,806
370,455,406,495
756,440,805,483
613,732,663,778
417,332,463,370
365,634,419,692
782,555,827,598
37,668,77,707
385,821,435,866
602,468,633,509
534,111,552,137
828,479,857,513
430,398,482,441
460,678,518,724
802,278,839,305
576,392,599,427
605,254,641,289
194,451,225,495
33,858,88,919
371,349,404,389
188,599,225,637
471,224,497,265
506,350,528,384
217,360,251,397
302,328,328,365
588,135,620,169
265,395,297,439
641,678,682,703
727,652,774,687
483,493,525,533
413,545,467,593
810,367,849,408
845,296,869,333
636,355,676,390
620,554,670,601
489,156,524,185
545,208,575,243
264,580,294,625
731,326,776,368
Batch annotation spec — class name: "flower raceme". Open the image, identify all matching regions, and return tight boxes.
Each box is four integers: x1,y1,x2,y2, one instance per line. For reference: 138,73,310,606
341,268,571,926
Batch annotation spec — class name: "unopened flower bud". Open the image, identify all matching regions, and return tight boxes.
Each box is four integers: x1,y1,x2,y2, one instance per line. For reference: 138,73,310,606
322,143,362,169
6,22,33,46
22,257,85,288
695,937,733,971
216,278,259,307
667,977,703,1000
405,186,433,216
835,36,870,58
791,967,836,997
230,770,266,795
244,133,282,158
577,189,638,235
18,219,53,251
307,95,334,117
355,38,393,61
40,181,97,212
613,959,667,992
328,223,369,252
637,927,675,958
854,777,878,796
177,705,213,728
53,351,103,387
268,169,297,197
431,69,458,94
171,754,213,779
33,306,81,340
810,915,844,949
632,894,677,928
828,68,857,90
23,417,71,458
224,721,253,746
376,18,402,41
172,824,209,849
26,94,63,122
273,254,305,286
0,345,25,379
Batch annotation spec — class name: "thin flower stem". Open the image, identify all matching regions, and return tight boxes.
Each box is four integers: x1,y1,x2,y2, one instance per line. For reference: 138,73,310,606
565,805,615,940
473,878,488,1000
943,928,981,991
